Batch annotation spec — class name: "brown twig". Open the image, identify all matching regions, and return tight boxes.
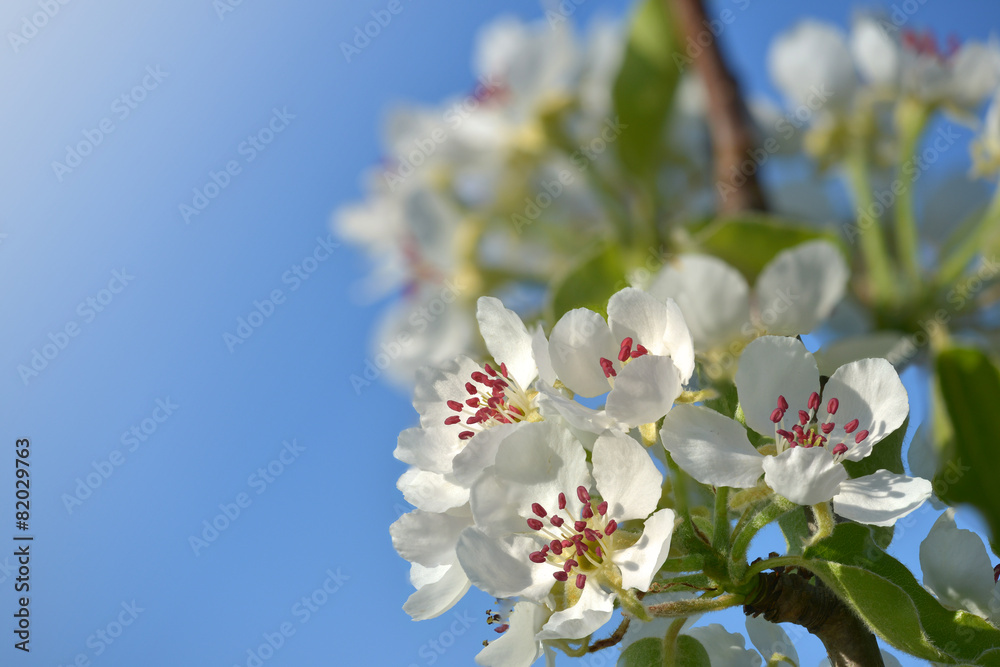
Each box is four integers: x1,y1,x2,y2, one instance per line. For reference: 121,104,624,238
588,616,631,652
669,0,767,214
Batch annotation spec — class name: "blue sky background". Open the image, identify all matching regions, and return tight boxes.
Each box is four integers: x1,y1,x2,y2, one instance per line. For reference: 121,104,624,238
0,0,996,665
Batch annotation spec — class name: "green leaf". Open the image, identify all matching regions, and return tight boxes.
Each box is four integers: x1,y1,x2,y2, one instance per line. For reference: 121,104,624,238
546,243,626,323
612,0,681,179
777,507,810,556
694,214,842,283
675,635,712,667
619,637,662,667
935,347,1000,550
800,522,1000,664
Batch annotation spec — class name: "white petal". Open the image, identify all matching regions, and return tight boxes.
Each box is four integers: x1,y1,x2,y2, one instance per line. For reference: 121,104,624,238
661,405,765,489
537,383,622,441
493,422,591,520
390,510,471,567
850,15,901,87
763,447,848,506
403,562,471,621
451,422,521,487
646,254,751,354
476,601,546,666
812,332,910,377
685,624,763,667
608,288,695,381
605,355,683,427
592,431,663,521
769,21,856,109
413,356,483,427
821,357,908,462
736,336,820,438
455,528,553,600
469,470,531,538
832,470,931,526
397,468,469,512
532,323,557,387
535,582,615,640
394,426,464,474
745,614,799,667
549,308,616,397
477,296,538,388
919,509,997,618
754,241,848,337
614,508,677,591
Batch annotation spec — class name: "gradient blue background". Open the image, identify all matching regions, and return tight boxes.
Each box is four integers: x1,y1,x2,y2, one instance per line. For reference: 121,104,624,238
0,0,996,665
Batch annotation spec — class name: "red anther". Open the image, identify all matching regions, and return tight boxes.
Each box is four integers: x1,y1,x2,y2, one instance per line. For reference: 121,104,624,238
459,431,475,440
594,545,602,558
582,505,594,519
994,564,1000,583
564,559,578,571
597,501,608,516
494,624,509,634
798,410,810,424
540,544,549,555
444,416,461,425
500,363,509,378
550,540,563,555
577,486,591,503
770,409,784,423
575,574,587,589
550,516,564,528
465,382,477,395
484,363,497,377
854,430,870,443
527,518,543,530
776,429,794,441
471,372,488,384
821,422,835,434
528,551,546,563
827,398,839,415
599,358,617,378
792,424,805,437
778,395,789,410
831,443,848,456
466,398,479,408
532,503,547,518
632,344,649,358
808,392,820,410
618,337,633,362
584,528,600,542
562,539,573,548
509,406,525,417
558,493,567,510
553,571,568,582
447,400,464,412
844,419,859,434
605,520,618,536
574,521,587,532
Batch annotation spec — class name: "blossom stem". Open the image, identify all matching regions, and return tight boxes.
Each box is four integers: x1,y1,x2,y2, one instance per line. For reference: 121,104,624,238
664,451,690,521
712,487,730,553
846,122,896,305
936,185,1000,288
729,496,795,578
647,592,744,618
807,502,835,546
661,617,686,666
894,97,931,288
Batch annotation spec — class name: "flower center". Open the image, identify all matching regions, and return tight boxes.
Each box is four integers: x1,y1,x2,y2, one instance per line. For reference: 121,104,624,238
481,601,514,647
902,29,960,60
523,486,618,590
768,392,869,461
443,362,538,440
599,336,649,380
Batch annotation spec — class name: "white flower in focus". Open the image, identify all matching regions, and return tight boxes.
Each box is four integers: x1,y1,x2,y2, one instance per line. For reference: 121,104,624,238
769,21,857,114
476,600,553,667
662,336,931,525
547,287,694,427
646,241,848,372
456,427,676,641
919,509,1000,626
390,509,473,620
